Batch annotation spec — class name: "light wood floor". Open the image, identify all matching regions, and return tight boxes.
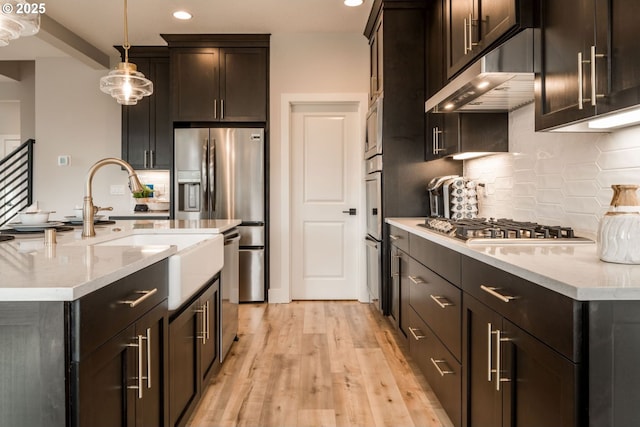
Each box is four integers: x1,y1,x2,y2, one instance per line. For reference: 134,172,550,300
187,301,453,427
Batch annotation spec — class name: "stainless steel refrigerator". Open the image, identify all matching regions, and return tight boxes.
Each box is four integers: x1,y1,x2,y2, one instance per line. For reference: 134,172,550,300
174,127,266,302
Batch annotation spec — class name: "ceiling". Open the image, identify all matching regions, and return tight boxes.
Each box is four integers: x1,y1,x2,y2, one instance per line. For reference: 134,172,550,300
0,0,372,61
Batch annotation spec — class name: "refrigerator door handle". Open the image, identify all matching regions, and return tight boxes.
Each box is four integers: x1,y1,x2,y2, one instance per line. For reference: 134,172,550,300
202,139,209,211
210,138,216,214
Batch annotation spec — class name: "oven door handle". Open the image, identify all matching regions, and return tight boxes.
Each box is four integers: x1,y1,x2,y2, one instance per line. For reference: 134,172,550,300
365,237,379,249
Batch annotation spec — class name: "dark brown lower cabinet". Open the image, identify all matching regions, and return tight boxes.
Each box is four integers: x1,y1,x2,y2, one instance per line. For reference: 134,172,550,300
463,294,579,427
76,302,168,427
169,276,220,427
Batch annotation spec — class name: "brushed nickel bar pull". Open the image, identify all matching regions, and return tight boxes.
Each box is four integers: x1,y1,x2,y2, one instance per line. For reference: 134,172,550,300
127,335,144,399
432,127,437,154
143,150,149,169
480,285,515,303
468,14,476,52
463,17,469,54
213,99,217,119
408,326,426,341
221,99,224,119
389,234,399,241
430,294,452,309
494,329,511,391
195,304,207,344
145,327,151,389
205,300,210,340
591,45,606,107
578,52,584,109
150,150,155,169
408,275,425,285
430,358,455,376
119,288,158,308
434,128,444,153
487,323,493,382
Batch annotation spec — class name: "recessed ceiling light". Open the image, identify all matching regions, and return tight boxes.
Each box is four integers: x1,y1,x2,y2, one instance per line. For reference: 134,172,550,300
344,0,363,6
173,10,192,20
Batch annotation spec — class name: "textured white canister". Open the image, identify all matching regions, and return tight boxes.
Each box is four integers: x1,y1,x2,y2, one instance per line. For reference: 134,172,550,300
598,185,640,264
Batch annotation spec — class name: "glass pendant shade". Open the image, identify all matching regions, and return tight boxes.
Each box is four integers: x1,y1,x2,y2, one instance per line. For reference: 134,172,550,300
0,1,40,47
100,62,153,105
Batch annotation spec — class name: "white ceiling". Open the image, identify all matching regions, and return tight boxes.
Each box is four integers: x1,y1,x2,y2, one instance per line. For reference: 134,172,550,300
0,0,372,61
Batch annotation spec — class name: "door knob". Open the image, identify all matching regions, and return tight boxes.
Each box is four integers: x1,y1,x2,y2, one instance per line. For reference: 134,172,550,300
342,208,357,215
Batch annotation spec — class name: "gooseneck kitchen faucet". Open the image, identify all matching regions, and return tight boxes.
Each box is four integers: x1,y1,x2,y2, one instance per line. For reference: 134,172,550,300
82,157,144,237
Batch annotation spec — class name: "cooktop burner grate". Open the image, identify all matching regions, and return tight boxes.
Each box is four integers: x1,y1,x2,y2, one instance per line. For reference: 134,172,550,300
419,217,593,244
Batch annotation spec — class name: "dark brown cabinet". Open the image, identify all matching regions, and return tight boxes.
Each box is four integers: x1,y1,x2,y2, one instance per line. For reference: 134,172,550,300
169,276,219,427
425,112,508,160
369,17,384,103
168,41,268,123
426,0,446,99
463,294,579,427
72,260,170,427
120,47,172,170
535,0,640,130
389,225,409,332
445,0,533,79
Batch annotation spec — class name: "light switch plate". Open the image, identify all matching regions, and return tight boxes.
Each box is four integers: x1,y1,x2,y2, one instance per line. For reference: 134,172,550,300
57,155,70,166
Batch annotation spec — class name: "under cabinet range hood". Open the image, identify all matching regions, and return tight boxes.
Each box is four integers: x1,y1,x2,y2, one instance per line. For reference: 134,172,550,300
426,29,535,113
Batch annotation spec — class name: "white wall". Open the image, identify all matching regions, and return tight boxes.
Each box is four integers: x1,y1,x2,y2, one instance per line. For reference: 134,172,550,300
0,101,20,134
268,32,369,301
465,103,640,240
0,61,35,140
34,57,131,216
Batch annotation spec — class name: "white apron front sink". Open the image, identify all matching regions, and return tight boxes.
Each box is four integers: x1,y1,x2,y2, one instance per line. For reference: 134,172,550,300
94,233,224,309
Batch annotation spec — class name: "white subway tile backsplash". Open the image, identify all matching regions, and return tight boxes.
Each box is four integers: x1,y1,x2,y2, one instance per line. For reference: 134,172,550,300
464,103,640,237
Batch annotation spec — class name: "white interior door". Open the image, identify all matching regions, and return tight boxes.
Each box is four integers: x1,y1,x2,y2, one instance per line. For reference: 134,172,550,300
291,102,360,300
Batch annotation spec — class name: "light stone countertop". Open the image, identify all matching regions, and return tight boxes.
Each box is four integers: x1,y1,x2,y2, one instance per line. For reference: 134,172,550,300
387,217,640,301
0,219,241,302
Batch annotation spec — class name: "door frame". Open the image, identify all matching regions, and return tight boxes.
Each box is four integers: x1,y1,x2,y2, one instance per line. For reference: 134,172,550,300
275,93,368,303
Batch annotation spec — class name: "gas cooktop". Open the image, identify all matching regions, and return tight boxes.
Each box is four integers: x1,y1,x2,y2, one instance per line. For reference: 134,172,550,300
419,217,594,244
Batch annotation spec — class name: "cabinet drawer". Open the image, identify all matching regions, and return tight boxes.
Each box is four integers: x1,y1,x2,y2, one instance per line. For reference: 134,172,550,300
408,257,461,360
407,307,461,427
461,256,583,362
409,234,461,285
72,259,169,360
389,225,409,253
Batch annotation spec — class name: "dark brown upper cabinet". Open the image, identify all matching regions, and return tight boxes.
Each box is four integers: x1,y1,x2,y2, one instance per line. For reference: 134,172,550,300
535,0,640,131
162,34,269,123
119,47,172,170
445,0,534,79
426,112,508,161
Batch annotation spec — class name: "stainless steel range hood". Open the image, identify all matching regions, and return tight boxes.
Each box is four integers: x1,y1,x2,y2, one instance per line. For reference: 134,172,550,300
425,29,535,113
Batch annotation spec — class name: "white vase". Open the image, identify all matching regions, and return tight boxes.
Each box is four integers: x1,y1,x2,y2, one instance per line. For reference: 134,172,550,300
598,185,640,264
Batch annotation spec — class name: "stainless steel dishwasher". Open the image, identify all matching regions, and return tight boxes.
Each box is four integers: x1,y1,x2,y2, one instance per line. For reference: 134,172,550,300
220,229,240,362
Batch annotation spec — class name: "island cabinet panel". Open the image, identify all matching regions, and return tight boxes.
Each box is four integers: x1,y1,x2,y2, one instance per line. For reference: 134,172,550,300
169,276,220,427
0,302,67,427
71,260,170,427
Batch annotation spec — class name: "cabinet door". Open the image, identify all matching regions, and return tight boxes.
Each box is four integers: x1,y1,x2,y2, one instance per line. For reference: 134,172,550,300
535,0,596,130
501,319,579,427
172,49,220,122
150,58,172,169
199,279,219,382
135,303,168,427
76,325,136,427
477,0,517,51
594,0,640,115
219,48,267,122
399,250,410,340
122,58,152,170
462,295,502,427
169,299,199,427
446,0,475,78
426,0,446,99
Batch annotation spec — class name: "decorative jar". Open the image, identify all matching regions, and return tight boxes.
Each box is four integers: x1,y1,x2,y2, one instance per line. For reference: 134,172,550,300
598,184,640,264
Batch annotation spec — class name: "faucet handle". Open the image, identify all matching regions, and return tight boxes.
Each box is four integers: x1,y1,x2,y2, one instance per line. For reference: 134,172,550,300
94,206,114,213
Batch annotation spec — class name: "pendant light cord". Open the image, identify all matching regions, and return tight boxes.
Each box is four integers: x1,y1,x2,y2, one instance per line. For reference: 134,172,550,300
123,0,130,63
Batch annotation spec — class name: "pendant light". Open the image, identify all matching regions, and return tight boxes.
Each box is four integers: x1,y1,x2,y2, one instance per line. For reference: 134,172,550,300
0,1,41,47
99,0,153,105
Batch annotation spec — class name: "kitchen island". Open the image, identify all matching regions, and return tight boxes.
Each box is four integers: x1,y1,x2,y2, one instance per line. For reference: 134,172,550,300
0,219,239,427
387,217,640,427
